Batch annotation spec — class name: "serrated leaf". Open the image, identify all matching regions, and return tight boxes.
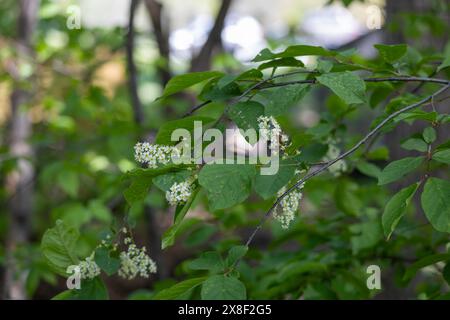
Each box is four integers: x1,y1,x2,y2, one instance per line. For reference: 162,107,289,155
382,183,419,240
254,158,297,200
374,44,407,63
401,138,428,152
316,71,366,105
253,45,334,62
226,246,248,266
41,220,79,276
160,71,223,98
378,157,424,185
188,251,225,273
201,275,246,300
423,127,436,144
154,277,208,300
421,178,450,233
432,149,450,164
155,116,215,145
152,170,192,192
94,247,120,276
227,101,264,132
198,163,256,211
261,83,310,116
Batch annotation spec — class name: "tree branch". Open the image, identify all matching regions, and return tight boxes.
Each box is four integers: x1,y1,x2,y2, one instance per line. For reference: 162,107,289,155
144,0,172,85
190,0,233,72
126,0,145,125
242,83,450,252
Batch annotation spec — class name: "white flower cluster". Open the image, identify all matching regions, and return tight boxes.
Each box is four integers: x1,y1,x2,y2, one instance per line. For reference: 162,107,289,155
257,116,290,155
134,142,181,168
324,144,347,176
275,184,304,229
165,177,195,206
77,254,101,280
118,241,157,280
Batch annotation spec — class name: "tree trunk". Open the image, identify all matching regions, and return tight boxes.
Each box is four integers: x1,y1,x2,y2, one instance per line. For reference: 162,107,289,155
3,0,39,300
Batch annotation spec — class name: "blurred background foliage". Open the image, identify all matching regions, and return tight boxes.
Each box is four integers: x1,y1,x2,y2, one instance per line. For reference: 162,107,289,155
0,0,449,299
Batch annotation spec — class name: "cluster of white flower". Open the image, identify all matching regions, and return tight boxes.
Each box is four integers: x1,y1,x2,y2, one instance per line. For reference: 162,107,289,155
324,144,347,176
134,142,181,168
165,178,195,206
77,254,101,280
118,241,157,280
274,184,304,229
257,116,290,155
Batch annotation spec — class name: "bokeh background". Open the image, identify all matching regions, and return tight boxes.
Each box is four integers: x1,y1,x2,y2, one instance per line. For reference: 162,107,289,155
0,0,449,299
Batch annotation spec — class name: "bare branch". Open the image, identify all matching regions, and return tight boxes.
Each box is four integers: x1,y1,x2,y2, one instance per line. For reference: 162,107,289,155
126,0,145,125
190,0,233,72
144,0,172,85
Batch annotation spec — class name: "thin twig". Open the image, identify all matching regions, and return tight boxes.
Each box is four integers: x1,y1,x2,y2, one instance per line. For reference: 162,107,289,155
242,84,450,251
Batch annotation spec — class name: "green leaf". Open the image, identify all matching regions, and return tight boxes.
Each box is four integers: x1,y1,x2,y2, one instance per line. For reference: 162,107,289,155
378,157,424,185
227,101,265,132
160,71,223,98
432,149,450,164
155,116,215,145
198,163,256,211
278,261,327,282
400,138,428,152
382,183,419,240
162,188,199,249
188,251,225,273
404,254,450,281
258,57,304,70
124,166,186,205
316,71,366,105
94,247,120,276
41,220,79,276
152,170,192,192
57,170,79,197
252,45,334,62
226,246,248,267
421,178,450,233
374,44,407,63
201,275,246,300
123,174,153,205
254,158,297,200
422,127,436,144
261,83,310,116
57,278,109,300
356,161,381,178
154,277,207,300
217,69,263,88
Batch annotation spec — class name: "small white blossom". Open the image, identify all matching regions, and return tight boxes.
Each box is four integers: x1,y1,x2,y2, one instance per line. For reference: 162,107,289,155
166,180,193,206
134,142,180,168
258,116,290,155
118,244,157,280
274,184,304,229
324,144,347,176
77,254,101,280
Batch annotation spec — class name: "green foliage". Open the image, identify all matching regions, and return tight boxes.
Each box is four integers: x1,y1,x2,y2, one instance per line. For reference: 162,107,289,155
421,178,450,233
316,72,366,105
201,275,247,300
41,220,79,276
378,157,424,185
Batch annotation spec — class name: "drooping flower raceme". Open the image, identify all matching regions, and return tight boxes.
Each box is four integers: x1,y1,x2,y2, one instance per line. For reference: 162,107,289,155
134,142,181,168
257,116,290,155
77,254,101,280
118,242,157,280
324,143,347,176
274,183,304,229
